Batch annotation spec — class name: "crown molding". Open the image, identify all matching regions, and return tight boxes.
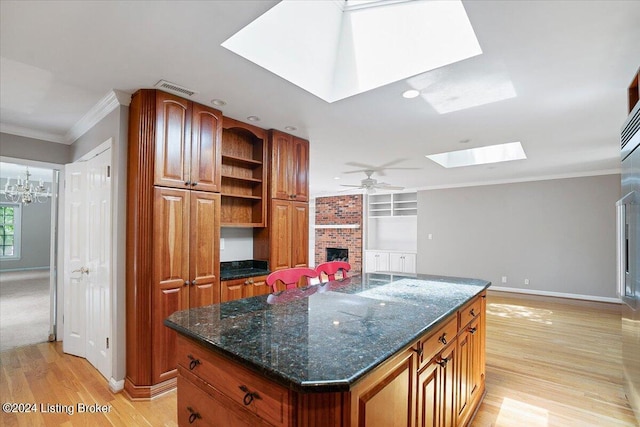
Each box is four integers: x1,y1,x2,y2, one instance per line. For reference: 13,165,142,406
0,123,66,144
64,89,131,144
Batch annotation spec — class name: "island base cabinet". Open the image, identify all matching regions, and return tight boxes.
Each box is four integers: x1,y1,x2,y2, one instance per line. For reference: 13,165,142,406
349,347,417,427
173,293,486,427
177,373,270,427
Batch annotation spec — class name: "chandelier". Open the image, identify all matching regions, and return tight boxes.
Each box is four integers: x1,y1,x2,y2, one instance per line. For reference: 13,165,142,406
3,167,51,205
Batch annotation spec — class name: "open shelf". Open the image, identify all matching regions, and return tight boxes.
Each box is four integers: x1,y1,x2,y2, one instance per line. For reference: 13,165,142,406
368,192,417,217
220,118,267,226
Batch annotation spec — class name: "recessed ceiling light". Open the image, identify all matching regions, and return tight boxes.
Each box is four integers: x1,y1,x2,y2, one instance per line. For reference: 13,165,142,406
284,126,297,131
211,99,226,106
426,141,526,168
334,176,341,180
402,89,420,99
247,115,260,122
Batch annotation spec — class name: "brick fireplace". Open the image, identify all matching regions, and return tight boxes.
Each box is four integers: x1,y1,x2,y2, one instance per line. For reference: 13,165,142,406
314,194,362,273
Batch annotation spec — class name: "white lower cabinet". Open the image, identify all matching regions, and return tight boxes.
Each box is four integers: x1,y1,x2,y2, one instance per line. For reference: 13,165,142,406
389,252,416,274
365,251,390,273
365,250,416,273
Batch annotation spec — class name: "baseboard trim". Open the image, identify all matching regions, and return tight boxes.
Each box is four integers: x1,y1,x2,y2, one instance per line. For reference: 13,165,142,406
109,378,125,393
489,286,621,304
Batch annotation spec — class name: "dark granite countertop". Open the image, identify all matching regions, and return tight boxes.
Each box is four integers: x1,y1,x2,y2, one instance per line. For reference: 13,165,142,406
220,260,270,280
165,272,490,393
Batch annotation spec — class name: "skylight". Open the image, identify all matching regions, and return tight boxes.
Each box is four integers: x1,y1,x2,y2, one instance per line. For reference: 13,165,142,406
426,142,527,168
221,0,482,103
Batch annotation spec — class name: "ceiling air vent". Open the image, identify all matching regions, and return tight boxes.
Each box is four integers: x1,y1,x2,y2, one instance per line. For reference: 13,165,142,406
154,80,197,97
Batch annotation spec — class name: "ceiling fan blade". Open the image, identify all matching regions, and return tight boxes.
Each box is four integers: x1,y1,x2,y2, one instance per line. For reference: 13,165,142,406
376,158,409,169
345,161,377,169
340,184,365,188
375,184,405,190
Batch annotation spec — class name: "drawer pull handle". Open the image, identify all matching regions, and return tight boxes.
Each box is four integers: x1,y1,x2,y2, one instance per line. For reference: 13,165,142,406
187,354,201,370
412,346,423,357
187,407,201,424
469,327,477,335
185,181,191,186
438,334,447,345
470,309,476,317
239,385,261,406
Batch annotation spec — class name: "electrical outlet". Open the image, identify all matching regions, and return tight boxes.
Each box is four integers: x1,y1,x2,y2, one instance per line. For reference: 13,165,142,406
220,238,225,250
524,279,530,285
501,276,507,283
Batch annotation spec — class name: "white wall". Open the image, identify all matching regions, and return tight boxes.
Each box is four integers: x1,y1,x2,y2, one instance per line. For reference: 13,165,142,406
220,228,254,261
417,174,620,301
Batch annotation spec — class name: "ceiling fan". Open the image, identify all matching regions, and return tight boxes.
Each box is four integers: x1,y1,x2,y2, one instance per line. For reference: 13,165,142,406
344,159,420,176
340,170,404,193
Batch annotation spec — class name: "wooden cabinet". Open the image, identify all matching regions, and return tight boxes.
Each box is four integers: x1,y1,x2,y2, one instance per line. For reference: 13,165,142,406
126,89,222,399
350,346,417,427
154,90,222,192
255,200,309,271
220,275,270,303
220,117,267,227
269,130,309,202
417,341,457,427
456,297,485,427
152,187,221,384
177,335,291,427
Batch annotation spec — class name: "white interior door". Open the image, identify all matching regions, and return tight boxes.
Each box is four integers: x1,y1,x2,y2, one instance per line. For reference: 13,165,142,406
63,147,112,381
63,161,87,357
86,150,112,380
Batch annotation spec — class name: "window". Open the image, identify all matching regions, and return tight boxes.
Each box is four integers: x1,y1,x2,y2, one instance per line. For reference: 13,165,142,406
0,203,21,259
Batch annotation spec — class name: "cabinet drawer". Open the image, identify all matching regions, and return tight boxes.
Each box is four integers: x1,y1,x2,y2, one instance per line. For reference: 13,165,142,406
177,335,290,426
178,374,270,427
459,296,482,330
420,315,457,366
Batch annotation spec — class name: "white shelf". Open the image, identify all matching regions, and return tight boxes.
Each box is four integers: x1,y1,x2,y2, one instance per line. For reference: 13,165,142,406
368,192,417,217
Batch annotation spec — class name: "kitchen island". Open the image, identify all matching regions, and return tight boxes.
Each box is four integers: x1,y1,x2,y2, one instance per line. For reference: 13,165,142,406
165,273,490,426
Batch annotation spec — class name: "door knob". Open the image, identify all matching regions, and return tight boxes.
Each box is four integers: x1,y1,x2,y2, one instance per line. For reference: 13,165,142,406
72,267,90,275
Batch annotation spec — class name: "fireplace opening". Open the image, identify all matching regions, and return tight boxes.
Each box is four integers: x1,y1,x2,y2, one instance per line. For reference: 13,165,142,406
326,247,348,262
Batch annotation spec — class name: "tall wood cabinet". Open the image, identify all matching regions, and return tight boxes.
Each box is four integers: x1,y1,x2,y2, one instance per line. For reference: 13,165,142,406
254,131,310,272
126,89,221,399
269,129,309,202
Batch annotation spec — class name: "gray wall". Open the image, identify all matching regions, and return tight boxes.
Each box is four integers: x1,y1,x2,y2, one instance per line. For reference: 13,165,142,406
417,174,620,299
0,133,70,164
0,177,51,271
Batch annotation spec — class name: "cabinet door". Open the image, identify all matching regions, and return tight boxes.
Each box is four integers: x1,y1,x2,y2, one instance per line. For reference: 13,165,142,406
291,137,309,201
245,276,270,298
389,253,404,272
270,200,292,270
403,253,417,273
270,130,292,200
191,104,222,193
457,316,482,426
417,343,457,427
155,91,191,189
290,202,309,268
221,278,245,303
152,187,190,383
189,191,220,308
351,348,416,427
377,252,390,272
365,251,378,272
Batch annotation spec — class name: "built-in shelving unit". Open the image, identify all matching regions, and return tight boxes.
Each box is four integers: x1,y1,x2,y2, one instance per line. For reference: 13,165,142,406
220,119,267,227
368,192,417,217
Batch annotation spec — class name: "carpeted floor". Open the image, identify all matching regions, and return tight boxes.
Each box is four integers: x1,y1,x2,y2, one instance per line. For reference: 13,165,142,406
0,270,51,352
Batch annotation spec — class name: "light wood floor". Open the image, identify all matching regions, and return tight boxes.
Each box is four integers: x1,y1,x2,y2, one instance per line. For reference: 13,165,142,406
0,291,637,426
